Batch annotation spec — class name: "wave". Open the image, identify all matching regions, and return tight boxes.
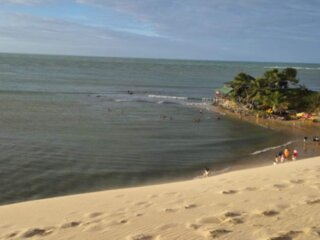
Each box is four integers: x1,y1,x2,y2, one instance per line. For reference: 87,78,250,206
264,66,320,70
148,94,188,100
250,141,295,155
148,94,213,102
157,101,177,105
105,94,214,107
114,99,130,102
114,98,155,104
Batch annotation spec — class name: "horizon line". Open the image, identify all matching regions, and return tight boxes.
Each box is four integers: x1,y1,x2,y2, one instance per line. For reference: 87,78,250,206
0,51,319,65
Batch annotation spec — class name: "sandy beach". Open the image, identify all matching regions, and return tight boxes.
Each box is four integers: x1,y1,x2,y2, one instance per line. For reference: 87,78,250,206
1,156,319,240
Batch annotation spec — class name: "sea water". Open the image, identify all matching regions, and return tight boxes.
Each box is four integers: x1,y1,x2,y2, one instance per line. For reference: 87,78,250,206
0,53,319,205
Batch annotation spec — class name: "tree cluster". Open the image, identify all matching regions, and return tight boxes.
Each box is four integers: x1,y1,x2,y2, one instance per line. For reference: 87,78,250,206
229,68,320,116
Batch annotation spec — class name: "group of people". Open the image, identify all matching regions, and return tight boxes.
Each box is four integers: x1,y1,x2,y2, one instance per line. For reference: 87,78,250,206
274,147,299,165
304,136,320,143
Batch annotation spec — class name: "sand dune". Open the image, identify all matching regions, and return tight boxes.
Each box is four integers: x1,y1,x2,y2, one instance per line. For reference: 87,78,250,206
1,157,320,240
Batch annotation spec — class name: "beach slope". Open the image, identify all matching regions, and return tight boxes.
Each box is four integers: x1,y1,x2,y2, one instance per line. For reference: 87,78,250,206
1,157,320,240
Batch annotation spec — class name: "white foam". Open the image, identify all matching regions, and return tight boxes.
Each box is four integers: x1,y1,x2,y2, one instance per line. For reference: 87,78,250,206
184,102,210,108
250,141,295,155
114,99,130,102
148,94,188,100
264,66,320,70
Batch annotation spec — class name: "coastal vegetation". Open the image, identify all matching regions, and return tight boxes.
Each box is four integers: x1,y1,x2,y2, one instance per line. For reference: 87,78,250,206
216,68,320,120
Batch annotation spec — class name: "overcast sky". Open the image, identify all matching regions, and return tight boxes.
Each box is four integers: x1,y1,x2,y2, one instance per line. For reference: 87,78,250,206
0,0,320,62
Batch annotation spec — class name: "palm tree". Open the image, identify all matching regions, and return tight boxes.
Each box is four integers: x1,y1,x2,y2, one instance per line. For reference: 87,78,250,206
247,77,269,107
278,68,299,89
264,91,289,114
263,69,280,88
230,72,255,103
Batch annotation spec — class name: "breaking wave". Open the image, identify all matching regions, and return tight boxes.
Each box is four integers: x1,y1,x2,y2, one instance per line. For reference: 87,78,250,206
250,141,295,155
148,94,212,102
264,66,320,70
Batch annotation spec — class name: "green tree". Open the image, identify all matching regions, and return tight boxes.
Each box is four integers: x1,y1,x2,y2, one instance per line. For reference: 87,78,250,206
263,91,289,114
230,72,255,103
227,68,318,116
248,77,269,106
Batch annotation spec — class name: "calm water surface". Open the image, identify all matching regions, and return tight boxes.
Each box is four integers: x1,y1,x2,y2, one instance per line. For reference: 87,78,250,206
0,53,319,205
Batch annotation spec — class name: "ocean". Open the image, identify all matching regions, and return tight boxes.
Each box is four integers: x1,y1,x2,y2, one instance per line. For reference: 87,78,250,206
0,53,319,205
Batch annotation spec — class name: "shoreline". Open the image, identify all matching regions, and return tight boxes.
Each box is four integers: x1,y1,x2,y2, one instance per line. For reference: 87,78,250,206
201,102,320,176
1,156,319,239
210,104,320,135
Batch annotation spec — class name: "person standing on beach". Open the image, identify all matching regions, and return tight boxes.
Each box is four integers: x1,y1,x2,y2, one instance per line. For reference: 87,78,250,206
303,137,308,152
274,151,284,164
292,149,299,160
284,148,290,160
202,168,209,177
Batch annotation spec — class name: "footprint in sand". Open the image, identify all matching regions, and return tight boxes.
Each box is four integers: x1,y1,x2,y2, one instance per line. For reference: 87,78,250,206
269,236,292,240
106,218,129,227
262,210,279,217
226,218,244,224
129,234,153,240
268,230,303,240
88,212,104,218
197,216,220,225
21,227,55,238
135,201,148,206
164,208,178,213
311,226,320,236
209,229,232,238
221,212,244,225
306,198,320,205
222,190,238,195
244,187,258,191
156,223,178,231
4,231,19,238
289,179,305,184
273,184,288,190
184,204,197,209
61,221,81,229
119,219,128,224
224,211,242,218
187,223,202,230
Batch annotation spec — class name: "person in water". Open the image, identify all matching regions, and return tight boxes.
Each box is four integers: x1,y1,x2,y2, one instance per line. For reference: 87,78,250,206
283,148,290,160
274,151,283,164
292,149,299,160
202,167,210,177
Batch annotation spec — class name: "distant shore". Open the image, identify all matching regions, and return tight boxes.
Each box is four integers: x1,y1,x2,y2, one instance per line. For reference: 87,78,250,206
210,102,320,136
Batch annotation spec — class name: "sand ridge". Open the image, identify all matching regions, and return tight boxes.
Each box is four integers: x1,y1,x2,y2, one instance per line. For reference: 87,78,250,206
0,157,320,239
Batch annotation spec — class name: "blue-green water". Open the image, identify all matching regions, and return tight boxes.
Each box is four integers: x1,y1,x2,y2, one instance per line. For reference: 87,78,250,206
0,53,319,205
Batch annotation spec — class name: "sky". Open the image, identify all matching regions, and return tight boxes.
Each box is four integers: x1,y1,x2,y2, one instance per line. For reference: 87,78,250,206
0,0,320,62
